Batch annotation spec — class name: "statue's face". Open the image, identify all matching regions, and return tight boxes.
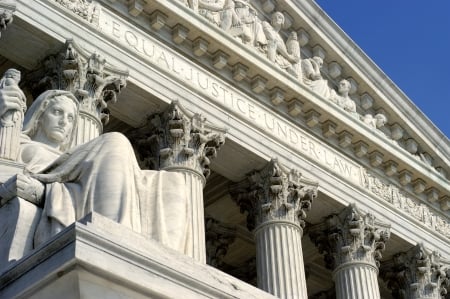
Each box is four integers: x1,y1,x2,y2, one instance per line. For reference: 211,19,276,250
272,12,284,27
38,97,76,145
338,80,350,94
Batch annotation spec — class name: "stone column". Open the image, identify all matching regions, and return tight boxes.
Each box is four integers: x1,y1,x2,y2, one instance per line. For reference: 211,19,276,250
0,0,15,38
310,205,390,299
232,159,318,299
29,39,128,146
131,101,225,263
381,244,449,299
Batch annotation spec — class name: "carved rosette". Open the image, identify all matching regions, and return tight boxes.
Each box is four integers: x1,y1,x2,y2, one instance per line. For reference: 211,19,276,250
381,244,449,299
232,159,318,231
132,101,225,182
0,1,15,38
310,205,391,271
205,216,236,268
28,39,128,145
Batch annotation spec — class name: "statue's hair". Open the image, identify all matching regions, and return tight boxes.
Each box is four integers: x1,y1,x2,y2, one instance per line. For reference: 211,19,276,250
23,90,79,151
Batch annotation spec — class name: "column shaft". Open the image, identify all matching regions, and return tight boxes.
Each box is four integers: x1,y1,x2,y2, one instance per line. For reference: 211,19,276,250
334,263,380,299
255,222,307,299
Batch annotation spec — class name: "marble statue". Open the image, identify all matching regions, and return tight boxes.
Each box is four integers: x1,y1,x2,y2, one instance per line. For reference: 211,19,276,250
198,0,226,26
301,56,332,99
286,31,302,80
262,12,299,73
330,79,357,115
0,69,27,160
232,0,266,47
0,88,190,252
361,113,388,129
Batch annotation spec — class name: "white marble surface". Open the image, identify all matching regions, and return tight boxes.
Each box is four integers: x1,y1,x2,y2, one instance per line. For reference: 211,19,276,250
0,212,277,299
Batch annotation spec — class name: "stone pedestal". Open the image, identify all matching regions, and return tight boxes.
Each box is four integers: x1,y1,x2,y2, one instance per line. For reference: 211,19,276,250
310,205,391,299
131,101,225,263
0,213,276,299
232,159,318,299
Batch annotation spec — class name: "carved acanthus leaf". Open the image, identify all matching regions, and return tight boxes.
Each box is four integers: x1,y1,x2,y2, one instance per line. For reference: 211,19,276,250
309,204,391,270
0,0,15,38
129,101,226,180
381,244,449,299
231,159,318,231
205,216,236,268
28,39,128,126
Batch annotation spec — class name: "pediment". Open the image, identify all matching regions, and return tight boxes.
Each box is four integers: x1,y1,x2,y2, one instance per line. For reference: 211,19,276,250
18,0,450,213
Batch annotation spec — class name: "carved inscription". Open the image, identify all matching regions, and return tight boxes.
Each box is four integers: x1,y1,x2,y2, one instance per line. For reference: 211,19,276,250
96,9,450,239
98,11,361,184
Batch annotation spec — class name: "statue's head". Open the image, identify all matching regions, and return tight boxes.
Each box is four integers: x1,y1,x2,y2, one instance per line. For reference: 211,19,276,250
23,90,79,151
338,79,351,94
374,113,388,128
312,56,323,68
271,11,285,28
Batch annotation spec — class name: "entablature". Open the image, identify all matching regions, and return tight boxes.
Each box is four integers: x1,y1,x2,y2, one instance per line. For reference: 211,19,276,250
7,0,449,243
71,0,450,210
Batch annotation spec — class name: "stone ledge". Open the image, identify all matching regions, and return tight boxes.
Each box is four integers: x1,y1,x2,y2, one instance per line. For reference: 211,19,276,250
0,212,276,299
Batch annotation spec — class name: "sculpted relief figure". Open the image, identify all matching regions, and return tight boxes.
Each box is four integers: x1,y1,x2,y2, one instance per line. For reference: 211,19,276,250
261,12,299,74
330,79,357,116
232,0,266,47
0,85,190,252
361,113,387,130
301,56,332,99
198,0,226,26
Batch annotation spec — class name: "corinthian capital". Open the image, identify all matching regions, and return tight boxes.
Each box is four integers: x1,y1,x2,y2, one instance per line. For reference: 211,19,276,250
0,0,15,38
381,244,449,299
28,39,128,126
231,159,318,231
130,101,226,181
310,204,390,270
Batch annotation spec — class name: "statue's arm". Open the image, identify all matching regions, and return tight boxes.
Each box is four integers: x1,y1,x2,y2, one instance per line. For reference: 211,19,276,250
0,174,45,207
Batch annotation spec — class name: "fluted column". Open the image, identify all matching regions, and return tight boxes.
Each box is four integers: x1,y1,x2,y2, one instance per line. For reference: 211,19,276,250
381,244,449,299
132,101,225,262
232,159,318,299
29,39,128,146
310,205,391,299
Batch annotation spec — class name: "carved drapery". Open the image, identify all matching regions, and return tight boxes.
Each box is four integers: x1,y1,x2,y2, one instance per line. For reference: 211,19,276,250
131,101,225,263
28,39,128,146
381,244,449,299
309,204,391,299
232,159,318,299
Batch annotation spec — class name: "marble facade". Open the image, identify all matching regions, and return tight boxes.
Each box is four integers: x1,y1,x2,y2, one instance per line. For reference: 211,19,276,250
0,0,449,298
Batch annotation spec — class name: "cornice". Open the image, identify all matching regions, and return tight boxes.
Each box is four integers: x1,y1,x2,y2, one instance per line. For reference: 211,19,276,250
293,0,449,164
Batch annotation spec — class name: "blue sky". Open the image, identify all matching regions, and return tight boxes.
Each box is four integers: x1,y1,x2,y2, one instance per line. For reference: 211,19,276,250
314,1,450,139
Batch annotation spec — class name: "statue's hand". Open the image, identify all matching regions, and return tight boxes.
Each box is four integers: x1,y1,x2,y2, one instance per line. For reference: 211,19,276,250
0,174,45,207
0,85,25,117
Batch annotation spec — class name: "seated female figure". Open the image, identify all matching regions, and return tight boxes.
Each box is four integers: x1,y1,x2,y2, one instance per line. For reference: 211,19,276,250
0,89,189,252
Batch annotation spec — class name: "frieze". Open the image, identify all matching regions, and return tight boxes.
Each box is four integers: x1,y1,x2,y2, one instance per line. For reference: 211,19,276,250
57,4,449,239
49,0,449,184
361,169,450,238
